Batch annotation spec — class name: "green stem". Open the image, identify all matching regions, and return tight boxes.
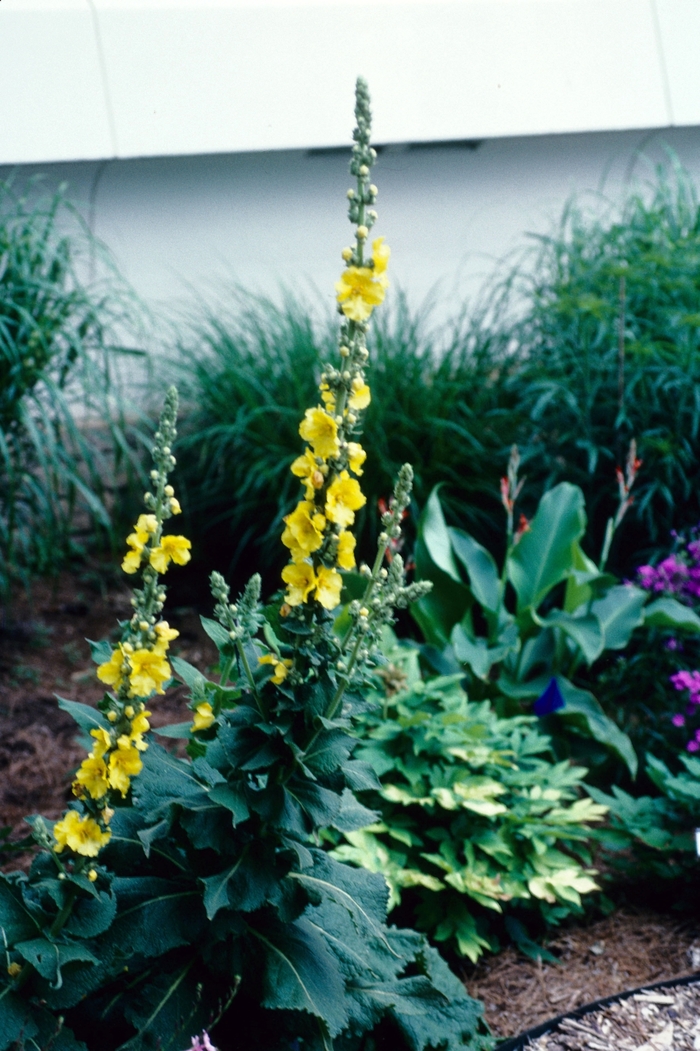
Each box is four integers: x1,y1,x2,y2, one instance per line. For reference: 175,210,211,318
236,638,265,717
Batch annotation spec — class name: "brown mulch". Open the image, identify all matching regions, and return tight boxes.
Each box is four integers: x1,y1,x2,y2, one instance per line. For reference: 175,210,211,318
526,980,700,1050
0,566,217,865
465,909,700,1040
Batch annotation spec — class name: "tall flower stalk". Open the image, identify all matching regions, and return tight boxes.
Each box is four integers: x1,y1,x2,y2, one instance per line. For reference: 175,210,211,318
53,387,191,864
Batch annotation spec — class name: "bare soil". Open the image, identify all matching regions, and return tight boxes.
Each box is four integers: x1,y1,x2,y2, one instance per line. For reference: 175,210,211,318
2,570,699,1042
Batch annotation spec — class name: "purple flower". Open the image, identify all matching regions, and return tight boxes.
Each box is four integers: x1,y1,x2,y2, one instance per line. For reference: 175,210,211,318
665,637,681,651
189,1034,217,1051
687,740,700,752
533,678,565,716
672,713,686,727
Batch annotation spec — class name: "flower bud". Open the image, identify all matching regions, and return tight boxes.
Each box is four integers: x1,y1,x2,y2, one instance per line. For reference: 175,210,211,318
357,225,368,240
107,711,117,723
369,184,378,196
88,869,98,882
164,484,174,497
346,189,355,199
359,165,369,176
341,247,353,261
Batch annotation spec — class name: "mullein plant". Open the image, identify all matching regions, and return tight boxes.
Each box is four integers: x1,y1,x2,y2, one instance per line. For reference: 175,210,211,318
0,80,491,1051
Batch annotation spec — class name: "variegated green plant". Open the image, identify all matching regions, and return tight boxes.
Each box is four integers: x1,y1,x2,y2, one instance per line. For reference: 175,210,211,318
333,638,607,962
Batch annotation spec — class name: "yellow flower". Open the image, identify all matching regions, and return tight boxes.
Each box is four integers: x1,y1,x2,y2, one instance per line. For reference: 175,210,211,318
129,709,151,751
108,736,143,797
169,497,182,515
299,408,340,460
121,549,143,575
319,383,336,414
74,755,110,800
335,263,388,322
281,561,317,606
336,531,357,570
128,648,171,697
259,654,293,684
192,702,215,732
347,442,366,476
96,647,126,690
314,566,343,610
291,448,325,500
281,501,326,559
135,513,158,536
149,535,192,574
371,236,390,275
90,727,113,759
87,869,98,882
153,620,179,656
349,379,371,411
325,471,366,527
53,810,111,857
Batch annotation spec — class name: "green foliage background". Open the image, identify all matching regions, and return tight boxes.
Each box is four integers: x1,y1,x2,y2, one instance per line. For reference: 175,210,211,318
0,180,147,605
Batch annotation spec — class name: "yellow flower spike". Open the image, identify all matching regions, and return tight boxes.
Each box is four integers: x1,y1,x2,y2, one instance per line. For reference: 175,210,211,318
53,810,111,857
96,647,126,689
336,531,357,570
281,502,326,559
314,566,343,610
192,702,215,732
259,654,293,685
149,535,192,574
128,648,171,697
281,562,317,606
335,265,388,322
325,471,366,528
299,407,340,460
108,737,143,797
73,755,110,800
349,379,371,411
347,442,366,476
90,727,113,760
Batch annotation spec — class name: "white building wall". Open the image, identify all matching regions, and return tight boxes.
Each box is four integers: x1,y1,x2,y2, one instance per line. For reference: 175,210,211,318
2,125,700,326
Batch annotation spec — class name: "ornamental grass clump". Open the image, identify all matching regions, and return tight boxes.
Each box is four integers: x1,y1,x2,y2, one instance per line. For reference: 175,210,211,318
0,80,491,1051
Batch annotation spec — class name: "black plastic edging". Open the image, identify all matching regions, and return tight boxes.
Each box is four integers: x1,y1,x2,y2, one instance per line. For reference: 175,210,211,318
493,969,700,1051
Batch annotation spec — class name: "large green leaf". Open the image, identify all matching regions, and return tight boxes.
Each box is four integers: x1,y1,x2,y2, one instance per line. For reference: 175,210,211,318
15,938,98,988
56,697,110,734
643,597,700,633
418,488,462,583
563,542,600,612
451,621,519,681
0,881,40,945
448,527,501,613
591,585,646,649
554,677,638,777
507,483,586,614
254,917,347,1041
541,610,604,665
0,984,39,1051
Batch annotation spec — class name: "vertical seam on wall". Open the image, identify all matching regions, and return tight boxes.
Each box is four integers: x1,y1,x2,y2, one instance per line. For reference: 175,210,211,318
87,0,120,157
649,0,675,126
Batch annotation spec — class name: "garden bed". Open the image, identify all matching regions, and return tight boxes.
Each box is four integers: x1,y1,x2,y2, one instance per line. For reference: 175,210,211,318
2,570,699,1043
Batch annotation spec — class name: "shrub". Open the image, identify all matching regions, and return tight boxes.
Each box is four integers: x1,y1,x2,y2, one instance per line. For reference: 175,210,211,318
589,752,700,895
0,180,146,605
503,160,700,574
0,82,491,1051
333,641,608,963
